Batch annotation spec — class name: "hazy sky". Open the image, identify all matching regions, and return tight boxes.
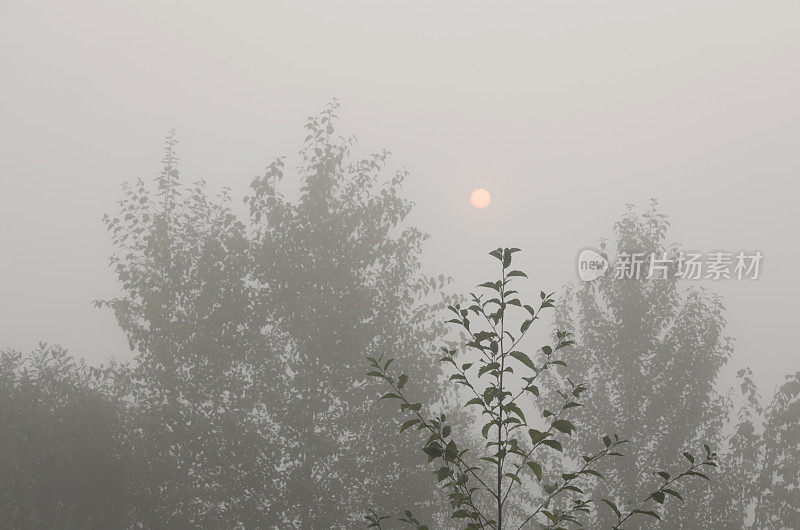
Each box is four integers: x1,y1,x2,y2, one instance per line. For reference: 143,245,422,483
1,1,798,392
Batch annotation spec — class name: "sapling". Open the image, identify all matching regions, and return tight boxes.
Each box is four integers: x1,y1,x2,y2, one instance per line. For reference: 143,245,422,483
366,247,716,529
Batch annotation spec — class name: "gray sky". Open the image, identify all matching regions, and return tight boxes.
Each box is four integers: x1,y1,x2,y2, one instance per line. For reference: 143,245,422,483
1,1,798,392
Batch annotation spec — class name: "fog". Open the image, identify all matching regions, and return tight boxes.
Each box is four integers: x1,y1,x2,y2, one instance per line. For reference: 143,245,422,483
1,2,798,528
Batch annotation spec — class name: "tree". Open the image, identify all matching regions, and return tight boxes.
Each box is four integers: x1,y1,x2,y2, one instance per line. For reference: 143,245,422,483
244,100,456,527
545,200,800,528
547,201,732,528
98,133,282,528
725,368,800,528
0,344,132,529
99,102,458,527
366,247,717,529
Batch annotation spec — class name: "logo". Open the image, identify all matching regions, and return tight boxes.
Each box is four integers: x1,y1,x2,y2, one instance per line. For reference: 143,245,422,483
577,248,609,282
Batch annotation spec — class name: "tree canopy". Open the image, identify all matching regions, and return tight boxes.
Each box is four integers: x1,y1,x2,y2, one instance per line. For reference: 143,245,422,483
550,201,798,528
92,102,456,527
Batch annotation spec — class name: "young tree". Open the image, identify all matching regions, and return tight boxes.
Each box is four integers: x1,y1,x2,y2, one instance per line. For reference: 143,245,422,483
366,247,716,529
549,201,732,528
245,101,456,527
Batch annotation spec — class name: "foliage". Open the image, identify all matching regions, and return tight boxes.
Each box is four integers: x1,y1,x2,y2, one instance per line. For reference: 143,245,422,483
367,247,716,529
548,201,732,528
97,132,282,528
548,201,799,528
244,100,456,527
94,103,457,527
0,344,132,529
725,368,800,528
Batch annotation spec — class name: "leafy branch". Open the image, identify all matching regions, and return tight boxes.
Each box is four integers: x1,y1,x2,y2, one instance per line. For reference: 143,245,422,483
605,444,718,528
366,357,491,528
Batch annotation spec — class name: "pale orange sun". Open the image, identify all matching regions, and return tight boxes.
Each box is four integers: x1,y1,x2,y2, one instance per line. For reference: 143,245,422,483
470,188,491,209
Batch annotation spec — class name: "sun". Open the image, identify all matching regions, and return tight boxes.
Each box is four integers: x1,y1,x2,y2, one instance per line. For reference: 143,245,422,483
470,188,491,209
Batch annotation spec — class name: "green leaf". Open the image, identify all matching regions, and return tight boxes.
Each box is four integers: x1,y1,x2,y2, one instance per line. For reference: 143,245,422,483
552,419,576,436
399,419,420,433
663,488,684,503
444,440,457,462
380,392,401,400
686,470,710,481
473,330,494,342
465,397,484,408
435,467,453,481
633,509,660,520
422,444,442,459
541,439,563,452
509,351,535,370
478,362,500,378
483,386,497,404
397,374,408,389
506,403,526,424
652,491,665,504
600,499,621,518
524,384,540,397
482,421,494,439
507,270,527,278
505,472,521,484
527,461,543,480
528,429,550,444
478,281,500,292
